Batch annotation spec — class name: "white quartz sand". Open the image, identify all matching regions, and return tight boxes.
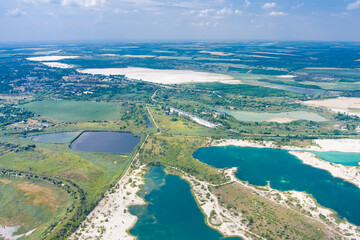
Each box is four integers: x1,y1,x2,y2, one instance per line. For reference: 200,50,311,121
312,139,360,153
70,166,147,240
78,67,238,84
289,151,360,188
303,97,360,117
26,56,79,61
41,62,74,69
213,138,360,153
199,51,234,56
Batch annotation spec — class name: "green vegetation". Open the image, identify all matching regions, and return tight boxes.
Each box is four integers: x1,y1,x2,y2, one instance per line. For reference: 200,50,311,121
214,183,333,240
1,42,360,239
22,100,121,122
0,177,70,240
139,135,225,184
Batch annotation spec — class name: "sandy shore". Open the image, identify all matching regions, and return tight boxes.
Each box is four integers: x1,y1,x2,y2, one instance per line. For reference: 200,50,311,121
311,139,360,153
213,138,360,153
303,97,360,117
41,62,74,69
70,165,147,240
175,167,260,239
26,56,79,61
77,67,239,85
0,225,36,240
289,151,360,188
177,166,360,239
199,51,234,56
266,117,295,123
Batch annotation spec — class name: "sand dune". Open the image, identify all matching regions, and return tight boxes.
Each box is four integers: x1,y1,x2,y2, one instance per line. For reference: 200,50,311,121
41,62,74,69
303,97,360,117
27,56,79,61
78,67,238,84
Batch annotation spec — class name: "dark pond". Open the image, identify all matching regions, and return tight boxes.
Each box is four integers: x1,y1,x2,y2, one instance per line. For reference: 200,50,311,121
69,131,140,153
145,118,153,128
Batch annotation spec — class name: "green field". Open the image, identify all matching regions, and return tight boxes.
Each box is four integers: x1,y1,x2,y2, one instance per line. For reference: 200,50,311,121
22,100,121,122
0,177,70,240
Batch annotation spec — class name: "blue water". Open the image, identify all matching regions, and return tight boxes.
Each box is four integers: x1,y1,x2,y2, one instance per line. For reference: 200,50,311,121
70,131,140,153
31,132,79,143
310,151,360,166
129,166,242,240
145,117,153,128
193,146,360,226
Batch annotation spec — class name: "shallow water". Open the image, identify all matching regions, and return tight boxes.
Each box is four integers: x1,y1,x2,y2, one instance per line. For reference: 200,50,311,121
31,132,79,143
311,151,360,166
69,131,140,153
194,146,360,226
145,118,153,128
129,166,242,240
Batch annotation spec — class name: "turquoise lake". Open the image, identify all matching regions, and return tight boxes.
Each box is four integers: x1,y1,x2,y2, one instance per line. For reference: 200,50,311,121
31,132,79,143
311,151,360,166
193,146,360,226
129,166,242,240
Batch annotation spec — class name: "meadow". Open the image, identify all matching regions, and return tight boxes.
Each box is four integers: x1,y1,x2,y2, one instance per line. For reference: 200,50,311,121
0,177,71,240
22,100,121,122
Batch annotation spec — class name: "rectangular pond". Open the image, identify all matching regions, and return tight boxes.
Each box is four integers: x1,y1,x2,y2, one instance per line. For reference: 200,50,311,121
31,132,79,144
69,131,140,153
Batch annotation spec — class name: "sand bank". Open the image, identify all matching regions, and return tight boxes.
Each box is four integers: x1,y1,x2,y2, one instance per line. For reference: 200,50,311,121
70,166,147,240
26,56,79,61
199,51,234,56
289,151,360,188
266,117,295,123
41,62,74,69
303,97,360,117
0,225,36,240
78,67,239,84
177,166,360,239
213,138,360,153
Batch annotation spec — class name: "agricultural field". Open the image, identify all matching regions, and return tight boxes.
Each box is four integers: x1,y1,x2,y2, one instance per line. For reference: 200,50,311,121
22,100,121,122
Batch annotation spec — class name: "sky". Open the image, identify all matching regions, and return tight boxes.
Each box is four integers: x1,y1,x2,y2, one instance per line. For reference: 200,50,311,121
0,0,360,42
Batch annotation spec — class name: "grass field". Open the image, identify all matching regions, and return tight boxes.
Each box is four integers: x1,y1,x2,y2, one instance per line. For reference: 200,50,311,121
0,177,70,240
214,183,331,239
140,135,224,183
22,100,121,122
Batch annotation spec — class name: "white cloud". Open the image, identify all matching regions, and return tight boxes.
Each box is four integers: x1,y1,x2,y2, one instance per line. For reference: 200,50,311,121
197,9,215,17
292,3,304,9
269,11,287,16
244,0,251,7
24,0,106,7
234,9,242,15
347,0,360,10
263,2,276,9
216,7,232,15
6,8,26,17
61,0,106,7
192,20,211,27
23,0,60,4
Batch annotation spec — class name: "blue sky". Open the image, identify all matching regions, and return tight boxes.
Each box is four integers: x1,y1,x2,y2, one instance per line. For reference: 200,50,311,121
0,0,360,42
